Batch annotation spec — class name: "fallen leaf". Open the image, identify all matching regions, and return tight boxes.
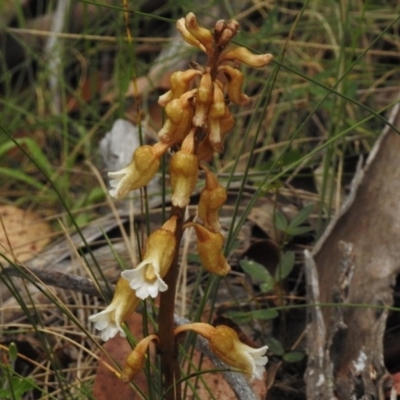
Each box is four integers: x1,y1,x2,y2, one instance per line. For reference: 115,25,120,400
0,205,51,262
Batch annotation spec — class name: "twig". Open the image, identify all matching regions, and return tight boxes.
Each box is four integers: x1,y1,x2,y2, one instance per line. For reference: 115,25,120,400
0,264,110,298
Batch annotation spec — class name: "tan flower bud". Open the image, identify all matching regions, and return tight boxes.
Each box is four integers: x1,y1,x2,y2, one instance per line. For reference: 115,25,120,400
216,20,239,48
214,20,226,37
158,90,196,144
108,142,169,199
209,82,226,119
170,129,198,207
198,166,227,232
189,222,230,275
193,71,213,127
219,46,273,67
226,20,240,33
158,69,201,107
176,18,206,52
185,12,214,54
121,334,159,383
219,65,249,105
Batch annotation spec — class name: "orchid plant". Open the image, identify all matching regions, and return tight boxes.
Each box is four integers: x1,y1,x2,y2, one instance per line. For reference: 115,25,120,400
89,13,273,399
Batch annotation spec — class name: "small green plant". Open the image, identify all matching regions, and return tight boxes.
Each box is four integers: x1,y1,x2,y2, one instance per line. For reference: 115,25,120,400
0,343,36,400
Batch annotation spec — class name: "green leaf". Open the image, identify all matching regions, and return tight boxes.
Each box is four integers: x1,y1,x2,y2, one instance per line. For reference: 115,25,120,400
240,259,274,284
0,138,53,178
286,225,313,236
275,251,295,282
224,311,252,323
0,167,45,190
274,210,288,231
247,309,279,320
0,389,11,399
266,337,285,356
283,351,305,363
15,377,35,394
288,204,314,228
260,281,275,293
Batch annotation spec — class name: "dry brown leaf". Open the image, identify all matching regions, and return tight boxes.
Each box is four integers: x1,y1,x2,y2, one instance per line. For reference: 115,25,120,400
0,205,51,262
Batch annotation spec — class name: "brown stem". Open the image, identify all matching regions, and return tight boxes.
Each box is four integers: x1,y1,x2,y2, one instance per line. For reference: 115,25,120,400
158,205,185,400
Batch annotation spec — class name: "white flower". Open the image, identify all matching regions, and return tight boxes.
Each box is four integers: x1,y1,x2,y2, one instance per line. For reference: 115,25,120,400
89,278,140,341
236,342,269,380
121,218,177,300
121,257,168,299
89,306,124,341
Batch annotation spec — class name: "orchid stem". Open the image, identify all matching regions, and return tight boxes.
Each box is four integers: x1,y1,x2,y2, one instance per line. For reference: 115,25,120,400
158,205,185,400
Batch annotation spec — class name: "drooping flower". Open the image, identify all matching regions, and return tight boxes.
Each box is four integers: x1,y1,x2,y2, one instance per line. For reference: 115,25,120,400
187,222,230,275
158,90,196,144
184,12,214,54
174,323,268,381
219,46,273,67
158,69,201,107
121,216,177,299
193,71,213,128
120,334,159,383
209,325,268,380
218,65,250,106
89,278,140,341
108,142,169,199
176,17,206,52
169,129,199,207
197,165,227,232
207,82,227,152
